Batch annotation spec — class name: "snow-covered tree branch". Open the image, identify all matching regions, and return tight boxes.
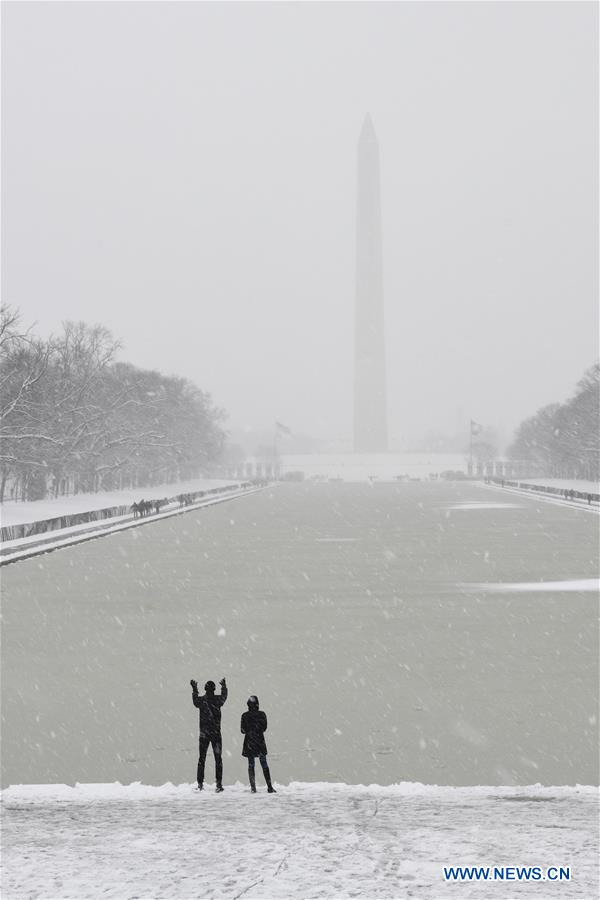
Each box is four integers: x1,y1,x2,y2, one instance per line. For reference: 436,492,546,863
0,307,227,500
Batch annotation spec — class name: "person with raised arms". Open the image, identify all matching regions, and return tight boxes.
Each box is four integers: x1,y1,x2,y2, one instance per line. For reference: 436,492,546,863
190,676,227,792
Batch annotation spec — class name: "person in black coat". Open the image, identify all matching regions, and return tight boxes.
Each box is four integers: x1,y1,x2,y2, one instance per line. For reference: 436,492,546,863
241,695,276,793
191,677,227,792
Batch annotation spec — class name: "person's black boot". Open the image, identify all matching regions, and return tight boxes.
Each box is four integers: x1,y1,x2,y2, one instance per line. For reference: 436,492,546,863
215,784,224,793
195,783,203,792
249,771,256,794
264,767,276,793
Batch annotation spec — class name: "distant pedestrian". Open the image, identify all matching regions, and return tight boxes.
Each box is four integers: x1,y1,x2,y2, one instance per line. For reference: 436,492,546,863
241,695,276,794
191,677,227,792
588,493,592,505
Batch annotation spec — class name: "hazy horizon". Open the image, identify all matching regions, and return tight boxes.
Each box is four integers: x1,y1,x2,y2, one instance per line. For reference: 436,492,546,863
2,1,598,447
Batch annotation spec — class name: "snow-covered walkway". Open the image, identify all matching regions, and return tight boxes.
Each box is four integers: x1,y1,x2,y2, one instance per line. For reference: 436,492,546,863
483,480,599,513
0,485,260,565
516,478,599,494
0,478,238,528
1,782,597,899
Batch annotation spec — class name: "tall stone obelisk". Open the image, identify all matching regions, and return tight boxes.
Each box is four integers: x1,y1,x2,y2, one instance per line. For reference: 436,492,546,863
354,114,388,452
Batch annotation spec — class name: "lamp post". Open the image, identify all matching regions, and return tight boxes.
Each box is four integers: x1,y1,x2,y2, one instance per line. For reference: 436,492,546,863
469,428,473,477
469,420,483,477
272,427,279,481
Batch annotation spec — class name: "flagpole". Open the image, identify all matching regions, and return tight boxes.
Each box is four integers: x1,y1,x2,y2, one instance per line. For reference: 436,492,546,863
469,421,473,476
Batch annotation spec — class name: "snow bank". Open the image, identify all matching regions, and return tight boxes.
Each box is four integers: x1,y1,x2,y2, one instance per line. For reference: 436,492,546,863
458,578,600,594
485,479,599,512
2,782,597,898
518,478,599,493
3,779,596,802
0,485,260,565
0,477,238,527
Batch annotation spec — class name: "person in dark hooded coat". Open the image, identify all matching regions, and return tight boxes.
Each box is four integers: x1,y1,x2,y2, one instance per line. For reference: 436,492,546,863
241,695,276,793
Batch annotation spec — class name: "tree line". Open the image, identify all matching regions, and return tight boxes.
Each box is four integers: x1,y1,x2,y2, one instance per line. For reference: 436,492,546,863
0,306,226,501
508,363,599,481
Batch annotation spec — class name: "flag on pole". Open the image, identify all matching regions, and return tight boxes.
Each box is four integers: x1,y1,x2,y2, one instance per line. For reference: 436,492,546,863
275,421,292,435
470,420,483,436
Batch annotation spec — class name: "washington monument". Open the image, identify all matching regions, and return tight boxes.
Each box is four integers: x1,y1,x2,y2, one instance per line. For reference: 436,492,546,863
354,114,388,453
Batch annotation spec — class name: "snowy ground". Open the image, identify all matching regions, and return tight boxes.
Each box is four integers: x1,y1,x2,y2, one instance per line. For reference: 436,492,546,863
516,478,599,494
0,485,260,565
0,477,238,527
2,782,597,899
482,481,599,515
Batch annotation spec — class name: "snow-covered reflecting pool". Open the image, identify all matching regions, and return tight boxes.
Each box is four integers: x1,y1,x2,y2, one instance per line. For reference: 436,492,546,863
1,482,598,787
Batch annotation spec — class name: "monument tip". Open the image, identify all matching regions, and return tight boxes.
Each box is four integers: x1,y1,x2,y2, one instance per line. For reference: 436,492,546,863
359,113,377,144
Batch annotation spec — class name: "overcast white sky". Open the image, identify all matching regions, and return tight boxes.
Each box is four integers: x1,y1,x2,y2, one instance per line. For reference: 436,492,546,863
2,1,598,447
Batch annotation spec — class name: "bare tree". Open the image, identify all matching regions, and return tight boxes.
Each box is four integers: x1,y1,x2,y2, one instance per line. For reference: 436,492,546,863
508,364,600,479
1,308,227,501
0,305,54,500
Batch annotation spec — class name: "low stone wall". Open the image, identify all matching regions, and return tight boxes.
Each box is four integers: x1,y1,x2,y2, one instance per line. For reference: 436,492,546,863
0,483,250,543
490,478,599,504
